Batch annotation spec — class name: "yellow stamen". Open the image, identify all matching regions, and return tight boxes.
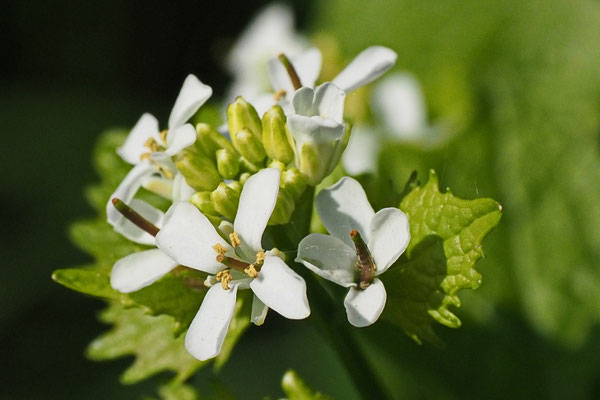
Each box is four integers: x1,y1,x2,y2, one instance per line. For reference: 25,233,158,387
140,152,151,161
216,269,233,290
229,232,241,248
244,265,259,278
159,130,168,145
274,89,287,101
144,137,162,152
158,165,174,180
213,243,228,256
255,251,266,265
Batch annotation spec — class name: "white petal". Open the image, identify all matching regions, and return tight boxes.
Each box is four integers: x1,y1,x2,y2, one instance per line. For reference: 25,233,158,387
250,255,310,319
171,172,196,202
251,295,269,326
313,83,345,124
142,176,174,200
332,46,397,93
372,73,426,137
342,125,381,176
296,233,357,287
267,57,296,94
156,202,233,274
293,47,322,88
344,278,387,327
168,74,212,129
164,124,197,156
117,113,160,165
185,284,239,361
233,168,280,256
110,249,177,293
315,177,375,247
369,208,411,275
287,114,345,145
112,199,164,245
291,87,316,116
106,162,156,243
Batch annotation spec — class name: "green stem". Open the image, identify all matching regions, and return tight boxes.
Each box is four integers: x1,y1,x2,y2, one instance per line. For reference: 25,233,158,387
279,187,390,400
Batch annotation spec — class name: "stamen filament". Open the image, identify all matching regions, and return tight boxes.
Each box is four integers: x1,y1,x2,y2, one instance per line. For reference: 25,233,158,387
112,198,160,237
350,230,377,289
278,53,302,90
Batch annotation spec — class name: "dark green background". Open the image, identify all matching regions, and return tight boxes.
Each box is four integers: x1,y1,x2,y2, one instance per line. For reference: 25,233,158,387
3,0,600,399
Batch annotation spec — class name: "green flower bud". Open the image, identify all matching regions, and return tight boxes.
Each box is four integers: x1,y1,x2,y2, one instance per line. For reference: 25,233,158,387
189,191,217,215
226,180,242,193
262,105,294,164
234,128,266,164
227,96,262,141
268,188,295,225
239,172,251,185
216,148,240,179
195,123,237,158
173,149,221,191
239,158,260,174
211,182,240,221
268,160,286,172
280,167,307,200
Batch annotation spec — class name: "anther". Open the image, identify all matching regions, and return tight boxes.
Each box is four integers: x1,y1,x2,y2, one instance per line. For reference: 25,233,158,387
159,130,168,145
255,251,266,265
244,265,259,278
274,89,287,101
213,243,228,256
216,269,233,290
144,137,162,152
229,232,241,248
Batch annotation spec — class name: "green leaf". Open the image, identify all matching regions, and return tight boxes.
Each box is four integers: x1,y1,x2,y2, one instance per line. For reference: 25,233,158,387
88,298,251,387
53,265,207,334
281,370,333,400
157,382,201,400
87,303,205,385
383,170,502,344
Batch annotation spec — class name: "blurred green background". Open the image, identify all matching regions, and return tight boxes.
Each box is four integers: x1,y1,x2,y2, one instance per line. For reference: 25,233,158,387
3,0,600,398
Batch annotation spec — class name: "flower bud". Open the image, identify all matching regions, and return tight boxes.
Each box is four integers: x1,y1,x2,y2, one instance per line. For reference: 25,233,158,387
262,105,294,164
268,188,295,225
216,148,240,179
239,172,251,185
227,96,262,141
287,115,346,186
226,180,242,193
211,182,240,221
195,123,237,158
234,128,266,164
190,191,217,215
267,160,286,172
280,167,307,200
173,149,221,191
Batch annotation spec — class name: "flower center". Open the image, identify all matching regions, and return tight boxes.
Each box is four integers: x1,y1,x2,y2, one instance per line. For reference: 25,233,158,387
350,229,377,289
212,232,266,289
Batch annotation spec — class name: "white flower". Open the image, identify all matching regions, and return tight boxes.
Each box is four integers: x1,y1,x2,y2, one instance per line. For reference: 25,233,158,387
155,168,310,360
342,73,440,176
267,45,397,113
372,73,429,140
286,82,347,185
106,75,211,244
225,3,310,114
296,177,410,327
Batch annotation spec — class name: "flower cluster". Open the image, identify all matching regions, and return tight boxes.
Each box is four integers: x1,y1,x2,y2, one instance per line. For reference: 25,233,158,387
105,40,411,361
